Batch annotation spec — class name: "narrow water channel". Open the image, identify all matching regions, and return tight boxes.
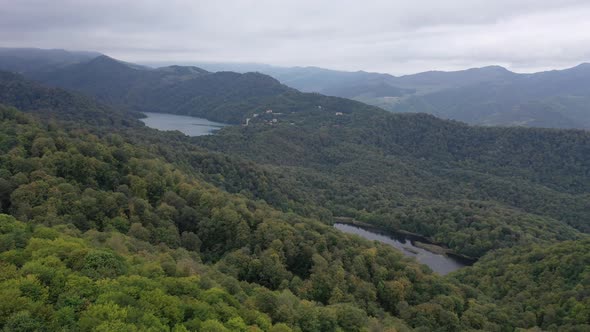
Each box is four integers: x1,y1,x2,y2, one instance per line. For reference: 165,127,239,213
334,223,472,275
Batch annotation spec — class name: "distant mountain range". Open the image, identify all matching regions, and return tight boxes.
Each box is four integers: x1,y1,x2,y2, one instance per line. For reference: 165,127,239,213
147,60,590,130
1,47,590,129
0,51,375,127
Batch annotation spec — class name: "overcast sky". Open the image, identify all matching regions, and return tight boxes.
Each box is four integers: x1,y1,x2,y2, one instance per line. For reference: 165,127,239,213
1,0,589,74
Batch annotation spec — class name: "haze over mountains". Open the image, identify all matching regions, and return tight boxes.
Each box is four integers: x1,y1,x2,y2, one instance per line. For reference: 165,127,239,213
0,47,101,74
3,47,589,129
147,59,590,130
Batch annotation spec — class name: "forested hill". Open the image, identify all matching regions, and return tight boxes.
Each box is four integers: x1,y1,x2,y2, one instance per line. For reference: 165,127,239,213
6,53,589,259
452,238,590,329
0,70,141,126
29,55,296,124
1,89,588,330
21,54,395,126
0,104,539,332
197,109,590,257
4,53,590,259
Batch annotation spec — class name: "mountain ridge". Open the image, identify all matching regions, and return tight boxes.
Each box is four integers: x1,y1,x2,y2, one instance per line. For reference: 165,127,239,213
3,47,590,129
140,58,590,129
25,54,385,124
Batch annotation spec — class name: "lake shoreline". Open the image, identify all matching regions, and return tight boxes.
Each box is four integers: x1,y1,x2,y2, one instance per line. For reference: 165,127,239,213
333,217,477,263
140,112,228,137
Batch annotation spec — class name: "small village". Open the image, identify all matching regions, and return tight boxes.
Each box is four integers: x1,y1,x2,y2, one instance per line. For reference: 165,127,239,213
243,106,344,126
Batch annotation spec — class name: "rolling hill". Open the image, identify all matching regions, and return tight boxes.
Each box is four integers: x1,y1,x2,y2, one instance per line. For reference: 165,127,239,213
0,70,140,126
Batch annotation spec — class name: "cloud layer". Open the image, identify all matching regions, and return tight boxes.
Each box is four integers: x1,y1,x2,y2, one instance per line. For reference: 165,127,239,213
1,0,589,74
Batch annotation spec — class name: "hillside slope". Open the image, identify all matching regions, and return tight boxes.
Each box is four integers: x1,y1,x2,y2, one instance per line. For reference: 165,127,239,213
0,105,509,332
0,70,140,126
396,64,590,129
453,238,590,330
198,110,590,257
32,56,296,124
13,54,590,258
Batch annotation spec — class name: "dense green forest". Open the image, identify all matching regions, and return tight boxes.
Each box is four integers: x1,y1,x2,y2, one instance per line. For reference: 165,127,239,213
19,57,590,254
0,105,509,331
453,239,590,330
0,71,141,127
197,111,589,258
0,55,589,331
1,103,588,331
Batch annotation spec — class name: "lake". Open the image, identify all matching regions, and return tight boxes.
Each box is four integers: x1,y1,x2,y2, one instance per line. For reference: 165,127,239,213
334,223,472,275
140,112,227,136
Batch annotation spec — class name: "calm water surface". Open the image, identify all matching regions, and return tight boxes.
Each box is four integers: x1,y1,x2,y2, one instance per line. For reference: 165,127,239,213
334,223,471,275
140,112,227,136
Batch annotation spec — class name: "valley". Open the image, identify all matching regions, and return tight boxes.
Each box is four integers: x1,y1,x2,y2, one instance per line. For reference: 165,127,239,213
334,223,471,275
0,48,588,331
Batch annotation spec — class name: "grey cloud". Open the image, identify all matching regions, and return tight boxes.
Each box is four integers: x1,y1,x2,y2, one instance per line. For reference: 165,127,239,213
0,0,589,74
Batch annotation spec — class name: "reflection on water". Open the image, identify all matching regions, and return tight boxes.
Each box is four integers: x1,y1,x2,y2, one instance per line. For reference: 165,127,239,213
334,223,471,275
140,112,227,136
